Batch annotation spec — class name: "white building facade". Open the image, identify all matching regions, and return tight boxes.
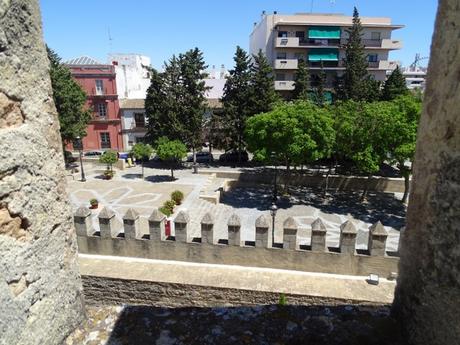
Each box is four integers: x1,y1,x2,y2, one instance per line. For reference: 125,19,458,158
119,99,147,151
250,12,403,98
402,66,427,92
109,54,151,151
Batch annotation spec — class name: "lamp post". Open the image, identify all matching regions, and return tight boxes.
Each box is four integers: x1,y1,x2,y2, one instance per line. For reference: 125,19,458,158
271,153,278,203
270,203,278,248
75,136,86,182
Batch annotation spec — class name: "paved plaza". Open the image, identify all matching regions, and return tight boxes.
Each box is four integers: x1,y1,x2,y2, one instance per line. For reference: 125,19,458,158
68,163,404,252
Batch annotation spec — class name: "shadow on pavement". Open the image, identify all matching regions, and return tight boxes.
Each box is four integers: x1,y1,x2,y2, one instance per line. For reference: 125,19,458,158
105,304,402,345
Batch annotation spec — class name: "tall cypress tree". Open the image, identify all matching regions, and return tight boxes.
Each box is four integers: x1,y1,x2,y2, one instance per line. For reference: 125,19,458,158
221,46,252,162
382,66,408,100
179,48,209,160
337,7,370,101
314,62,327,106
47,46,91,148
293,60,310,101
249,50,279,115
145,68,165,142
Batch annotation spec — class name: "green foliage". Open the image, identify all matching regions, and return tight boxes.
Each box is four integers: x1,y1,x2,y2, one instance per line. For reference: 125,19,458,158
382,66,408,101
293,60,310,101
155,137,187,179
103,169,115,179
278,293,287,306
99,150,118,166
130,143,153,161
89,198,98,205
47,46,91,145
249,50,279,114
313,62,327,106
245,101,335,168
159,206,173,217
171,190,184,205
160,200,176,216
336,7,376,102
221,46,253,154
155,137,187,162
145,48,209,150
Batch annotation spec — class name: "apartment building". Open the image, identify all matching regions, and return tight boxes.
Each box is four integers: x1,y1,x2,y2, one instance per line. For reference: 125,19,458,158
402,66,427,92
250,12,403,98
65,56,123,151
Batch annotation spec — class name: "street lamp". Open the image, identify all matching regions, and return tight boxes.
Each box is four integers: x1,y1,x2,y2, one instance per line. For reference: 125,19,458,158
271,153,278,203
270,203,278,248
75,136,86,182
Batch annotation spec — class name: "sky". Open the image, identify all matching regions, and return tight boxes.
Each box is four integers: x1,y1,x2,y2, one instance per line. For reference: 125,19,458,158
40,0,438,70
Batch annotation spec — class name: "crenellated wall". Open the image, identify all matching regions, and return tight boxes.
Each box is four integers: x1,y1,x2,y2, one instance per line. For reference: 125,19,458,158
74,207,399,278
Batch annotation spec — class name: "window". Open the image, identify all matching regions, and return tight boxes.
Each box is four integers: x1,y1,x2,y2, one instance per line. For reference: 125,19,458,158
367,54,379,62
95,80,104,95
371,32,381,41
294,53,305,62
278,31,288,38
100,132,111,149
275,73,286,81
276,52,287,59
295,31,305,38
97,103,107,117
134,113,145,127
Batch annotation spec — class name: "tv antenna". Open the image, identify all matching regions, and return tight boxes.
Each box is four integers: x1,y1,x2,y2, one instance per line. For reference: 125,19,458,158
108,27,113,53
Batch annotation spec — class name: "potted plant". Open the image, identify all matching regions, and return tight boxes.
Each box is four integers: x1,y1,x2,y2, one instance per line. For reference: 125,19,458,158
103,169,115,180
171,190,184,205
89,198,98,209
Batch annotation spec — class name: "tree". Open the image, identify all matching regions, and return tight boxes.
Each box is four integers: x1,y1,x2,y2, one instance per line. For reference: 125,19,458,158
99,150,118,173
47,46,91,148
221,46,253,163
130,143,153,179
249,50,279,114
336,7,373,102
382,66,408,101
314,62,327,106
333,100,396,200
145,48,209,158
387,94,422,203
293,60,310,101
155,137,187,179
245,101,335,191
179,48,209,163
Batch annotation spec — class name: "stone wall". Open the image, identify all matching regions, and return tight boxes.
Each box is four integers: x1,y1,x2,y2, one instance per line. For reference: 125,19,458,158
75,207,399,277
199,170,407,193
393,0,460,344
0,1,85,344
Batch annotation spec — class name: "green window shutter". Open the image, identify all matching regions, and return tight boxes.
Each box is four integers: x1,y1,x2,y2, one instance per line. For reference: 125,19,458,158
308,26,341,39
308,49,339,61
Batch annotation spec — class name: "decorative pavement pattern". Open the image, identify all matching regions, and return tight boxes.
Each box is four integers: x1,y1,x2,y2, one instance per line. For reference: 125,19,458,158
67,165,403,251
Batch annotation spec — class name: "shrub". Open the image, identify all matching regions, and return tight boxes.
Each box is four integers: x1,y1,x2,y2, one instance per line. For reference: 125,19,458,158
162,199,176,216
159,206,172,217
89,198,98,205
103,169,115,179
278,293,287,306
171,190,184,205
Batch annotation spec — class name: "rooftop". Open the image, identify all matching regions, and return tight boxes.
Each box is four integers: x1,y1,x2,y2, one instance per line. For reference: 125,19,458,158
65,56,104,65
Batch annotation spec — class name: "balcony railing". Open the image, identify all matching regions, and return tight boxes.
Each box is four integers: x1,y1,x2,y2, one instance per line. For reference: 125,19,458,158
274,81,295,91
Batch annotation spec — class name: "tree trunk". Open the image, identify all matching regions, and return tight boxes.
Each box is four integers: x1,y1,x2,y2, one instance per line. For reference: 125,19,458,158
141,162,144,179
402,171,410,204
192,147,196,164
284,162,290,193
361,175,371,201
323,164,332,196
237,136,242,164
171,166,174,180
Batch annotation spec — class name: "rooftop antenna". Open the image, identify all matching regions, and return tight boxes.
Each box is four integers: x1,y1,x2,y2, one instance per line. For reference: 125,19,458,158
108,27,113,54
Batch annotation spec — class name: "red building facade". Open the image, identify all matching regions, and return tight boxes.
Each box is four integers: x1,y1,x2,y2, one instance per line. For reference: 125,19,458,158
66,56,123,151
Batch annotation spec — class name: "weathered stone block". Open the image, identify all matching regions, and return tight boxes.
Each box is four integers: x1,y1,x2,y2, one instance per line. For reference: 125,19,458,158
174,210,190,243
148,208,166,241
201,212,214,244
311,218,327,252
368,221,388,256
98,207,116,239
123,208,140,240
227,213,241,246
74,206,92,236
339,220,357,254
255,214,270,248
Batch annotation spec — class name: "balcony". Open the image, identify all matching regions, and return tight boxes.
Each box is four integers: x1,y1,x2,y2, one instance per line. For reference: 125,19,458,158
275,37,300,48
367,60,392,70
274,81,295,91
89,88,117,97
275,59,298,69
381,39,402,49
